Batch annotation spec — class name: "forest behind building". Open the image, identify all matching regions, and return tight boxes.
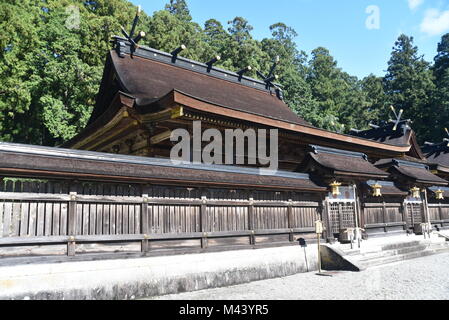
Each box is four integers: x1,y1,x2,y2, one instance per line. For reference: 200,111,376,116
1,0,449,146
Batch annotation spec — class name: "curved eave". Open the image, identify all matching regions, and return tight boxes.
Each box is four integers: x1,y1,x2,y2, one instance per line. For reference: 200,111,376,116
166,90,411,155
389,166,448,186
307,157,389,181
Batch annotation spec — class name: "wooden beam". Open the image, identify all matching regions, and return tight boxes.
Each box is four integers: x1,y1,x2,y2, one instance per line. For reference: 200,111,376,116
150,130,172,145
71,107,132,149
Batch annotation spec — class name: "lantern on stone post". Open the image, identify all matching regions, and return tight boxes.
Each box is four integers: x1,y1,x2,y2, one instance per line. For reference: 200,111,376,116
410,186,421,199
329,181,342,197
371,183,382,197
435,189,444,200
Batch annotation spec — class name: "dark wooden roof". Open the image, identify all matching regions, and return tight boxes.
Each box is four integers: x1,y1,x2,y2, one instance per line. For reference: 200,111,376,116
350,120,425,159
0,143,325,192
89,38,310,127
375,159,448,186
299,145,389,180
365,180,408,196
422,141,449,172
428,186,449,198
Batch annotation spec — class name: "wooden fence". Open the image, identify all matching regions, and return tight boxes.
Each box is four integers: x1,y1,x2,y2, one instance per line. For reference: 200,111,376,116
0,179,322,257
361,198,407,236
428,203,449,230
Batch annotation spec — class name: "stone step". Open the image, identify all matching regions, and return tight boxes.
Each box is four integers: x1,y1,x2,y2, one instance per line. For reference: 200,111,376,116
380,240,423,251
358,245,449,269
357,244,429,261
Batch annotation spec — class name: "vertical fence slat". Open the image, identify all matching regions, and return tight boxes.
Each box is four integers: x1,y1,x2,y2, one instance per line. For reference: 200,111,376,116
11,202,21,237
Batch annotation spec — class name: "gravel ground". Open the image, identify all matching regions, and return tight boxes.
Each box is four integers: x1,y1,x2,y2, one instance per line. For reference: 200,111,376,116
151,252,449,300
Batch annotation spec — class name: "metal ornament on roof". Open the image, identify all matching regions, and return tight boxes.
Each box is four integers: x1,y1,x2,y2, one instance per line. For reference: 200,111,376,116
120,5,146,57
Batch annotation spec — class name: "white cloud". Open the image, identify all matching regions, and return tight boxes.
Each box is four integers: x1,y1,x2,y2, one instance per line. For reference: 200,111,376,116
408,0,424,10
420,8,449,36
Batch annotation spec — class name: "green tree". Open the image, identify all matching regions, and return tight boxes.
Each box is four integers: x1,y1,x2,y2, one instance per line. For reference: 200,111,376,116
383,34,435,143
0,0,149,145
432,33,449,142
361,74,387,121
165,0,191,22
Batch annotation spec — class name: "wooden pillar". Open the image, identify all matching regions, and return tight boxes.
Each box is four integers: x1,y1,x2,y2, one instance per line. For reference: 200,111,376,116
200,195,208,249
248,197,255,245
382,201,388,232
141,193,150,253
287,199,294,242
402,201,408,231
67,191,77,256
322,197,333,242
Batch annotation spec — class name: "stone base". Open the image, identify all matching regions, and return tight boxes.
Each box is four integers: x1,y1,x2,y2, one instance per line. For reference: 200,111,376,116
0,245,318,300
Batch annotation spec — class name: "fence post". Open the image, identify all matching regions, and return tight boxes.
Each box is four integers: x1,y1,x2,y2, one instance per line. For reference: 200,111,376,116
402,201,408,231
67,191,77,256
200,196,208,249
287,199,294,242
382,201,388,232
141,194,149,253
248,197,255,245
322,197,333,243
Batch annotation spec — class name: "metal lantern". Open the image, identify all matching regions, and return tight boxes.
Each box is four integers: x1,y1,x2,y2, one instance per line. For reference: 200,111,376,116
371,183,382,197
435,189,445,200
410,186,421,199
330,181,342,197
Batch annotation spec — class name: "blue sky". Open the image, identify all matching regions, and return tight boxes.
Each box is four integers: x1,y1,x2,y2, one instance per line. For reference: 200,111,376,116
134,0,449,79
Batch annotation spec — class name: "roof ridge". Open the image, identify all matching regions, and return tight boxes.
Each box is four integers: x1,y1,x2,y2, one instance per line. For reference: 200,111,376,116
112,36,284,99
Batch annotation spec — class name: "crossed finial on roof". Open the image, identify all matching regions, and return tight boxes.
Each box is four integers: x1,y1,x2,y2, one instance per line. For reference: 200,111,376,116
120,5,146,56
255,56,284,99
389,106,404,131
443,128,449,147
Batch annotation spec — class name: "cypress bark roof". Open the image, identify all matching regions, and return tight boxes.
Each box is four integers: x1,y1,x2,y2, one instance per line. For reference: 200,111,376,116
0,142,325,192
299,145,389,180
422,141,449,171
89,39,310,127
365,180,408,196
375,158,448,186
349,120,425,159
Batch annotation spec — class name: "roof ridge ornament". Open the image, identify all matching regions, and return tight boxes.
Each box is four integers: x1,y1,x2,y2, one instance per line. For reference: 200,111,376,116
445,128,449,147
255,56,284,100
390,106,404,131
119,5,146,57
206,55,221,72
171,44,186,63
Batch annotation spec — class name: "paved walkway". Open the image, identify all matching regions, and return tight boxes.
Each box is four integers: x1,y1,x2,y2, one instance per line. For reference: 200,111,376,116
151,252,449,300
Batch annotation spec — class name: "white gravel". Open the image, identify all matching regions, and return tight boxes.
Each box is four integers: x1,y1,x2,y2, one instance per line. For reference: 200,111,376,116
152,252,449,300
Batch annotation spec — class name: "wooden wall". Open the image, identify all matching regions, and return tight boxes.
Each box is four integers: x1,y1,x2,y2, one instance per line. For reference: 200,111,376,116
0,179,322,258
361,196,407,236
428,201,449,230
